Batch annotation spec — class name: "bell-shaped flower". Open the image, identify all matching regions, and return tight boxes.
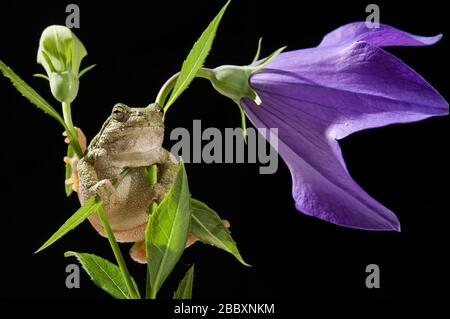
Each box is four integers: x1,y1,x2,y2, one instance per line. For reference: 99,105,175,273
201,22,448,231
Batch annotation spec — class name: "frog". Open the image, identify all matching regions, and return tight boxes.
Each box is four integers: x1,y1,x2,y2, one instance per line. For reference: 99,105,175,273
66,103,179,263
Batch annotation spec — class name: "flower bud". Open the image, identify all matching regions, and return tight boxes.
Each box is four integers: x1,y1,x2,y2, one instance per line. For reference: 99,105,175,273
37,25,87,102
203,65,258,104
49,71,79,103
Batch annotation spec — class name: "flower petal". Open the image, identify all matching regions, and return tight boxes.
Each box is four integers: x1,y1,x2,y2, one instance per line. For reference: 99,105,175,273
243,94,400,230
243,29,447,230
251,42,448,140
318,21,442,48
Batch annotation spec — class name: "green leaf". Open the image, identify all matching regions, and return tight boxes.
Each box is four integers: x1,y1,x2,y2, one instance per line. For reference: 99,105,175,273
35,196,101,253
190,198,250,266
146,161,191,298
65,144,74,197
65,251,138,299
173,265,195,299
163,0,230,112
0,59,66,128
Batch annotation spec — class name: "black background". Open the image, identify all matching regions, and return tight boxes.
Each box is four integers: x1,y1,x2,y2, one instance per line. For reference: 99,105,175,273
0,0,448,300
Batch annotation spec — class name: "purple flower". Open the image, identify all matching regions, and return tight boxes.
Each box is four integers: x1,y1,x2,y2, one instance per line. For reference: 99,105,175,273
204,22,448,231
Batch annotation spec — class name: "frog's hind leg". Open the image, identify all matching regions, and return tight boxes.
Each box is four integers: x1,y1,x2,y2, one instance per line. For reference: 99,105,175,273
129,220,231,264
130,240,147,264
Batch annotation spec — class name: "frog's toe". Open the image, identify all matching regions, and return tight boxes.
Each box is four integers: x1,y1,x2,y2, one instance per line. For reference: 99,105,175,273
185,233,199,248
65,175,75,185
62,128,87,154
62,131,71,144
130,241,147,264
92,179,118,203
185,219,230,248
64,156,80,192
65,174,79,192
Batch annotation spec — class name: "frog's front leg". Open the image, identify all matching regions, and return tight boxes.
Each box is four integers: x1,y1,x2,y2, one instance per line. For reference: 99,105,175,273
129,150,177,264
150,150,179,203
77,155,118,205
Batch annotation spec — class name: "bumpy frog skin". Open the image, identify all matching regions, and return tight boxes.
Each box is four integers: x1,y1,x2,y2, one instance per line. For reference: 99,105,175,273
76,103,178,263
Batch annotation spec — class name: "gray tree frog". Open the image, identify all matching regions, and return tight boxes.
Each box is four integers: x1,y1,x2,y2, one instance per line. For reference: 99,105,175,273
67,103,179,263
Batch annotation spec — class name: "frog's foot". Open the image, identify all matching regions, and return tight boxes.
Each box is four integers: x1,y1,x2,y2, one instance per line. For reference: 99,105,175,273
63,128,87,193
130,240,147,264
64,156,80,193
91,179,118,205
151,183,171,204
129,220,231,263
185,219,231,248
129,235,201,264
62,127,87,153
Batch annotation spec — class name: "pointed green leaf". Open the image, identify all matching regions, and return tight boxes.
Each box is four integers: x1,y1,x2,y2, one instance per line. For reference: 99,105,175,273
0,59,66,128
65,251,138,299
163,0,230,112
35,196,101,253
146,161,191,298
173,265,195,299
190,198,250,266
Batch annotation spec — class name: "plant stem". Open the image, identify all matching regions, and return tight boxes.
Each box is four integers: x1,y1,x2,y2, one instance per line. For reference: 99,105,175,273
62,101,75,129
145,201,158,299
97,204,140,299
156,72,179,110
156,68,214,113
147,164,158,186
196,67,214,80
62,101,83,157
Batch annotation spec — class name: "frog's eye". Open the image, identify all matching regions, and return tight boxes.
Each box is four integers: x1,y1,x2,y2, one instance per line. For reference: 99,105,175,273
112,105,128,121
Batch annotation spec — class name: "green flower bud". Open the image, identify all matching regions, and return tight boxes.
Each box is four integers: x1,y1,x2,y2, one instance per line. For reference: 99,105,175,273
49,71,79,103
197,43,285,141
198,45,286,106
37,25,87,103
200,65,260,104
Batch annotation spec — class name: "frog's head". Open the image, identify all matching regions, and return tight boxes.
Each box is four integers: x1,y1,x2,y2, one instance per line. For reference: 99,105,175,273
97,103,165,166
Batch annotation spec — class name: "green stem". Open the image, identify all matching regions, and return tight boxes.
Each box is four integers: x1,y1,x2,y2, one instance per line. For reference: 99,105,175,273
145,201,158,299
62,101,83,157
196,67,214,80
146,164,158,187
144,163,158,299
97,204,140,299
145,265,151,299
156,68,214,113
62,101,74,129
156,72,179,110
